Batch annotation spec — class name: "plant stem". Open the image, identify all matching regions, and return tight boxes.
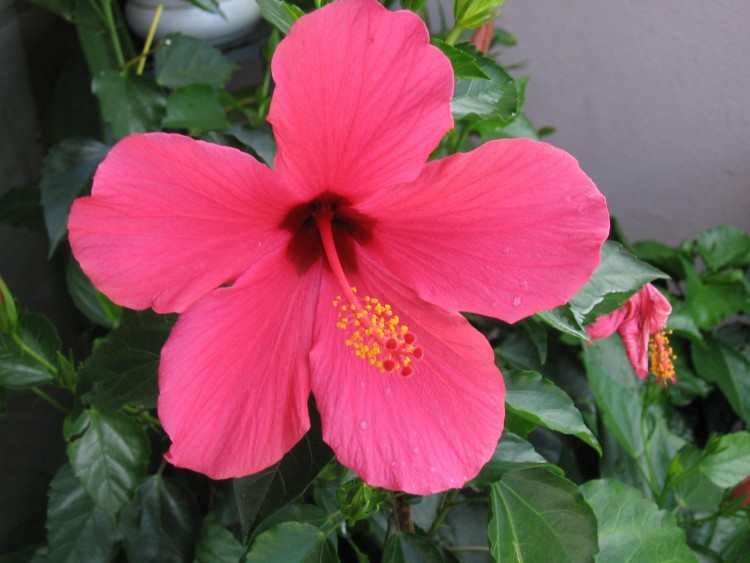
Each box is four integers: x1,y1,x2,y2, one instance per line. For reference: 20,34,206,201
444,24,464,46
31,387,69,414
137,4,164,75
11,332,58,375
100,0,125,67
427,489,460,538
446,546,490,553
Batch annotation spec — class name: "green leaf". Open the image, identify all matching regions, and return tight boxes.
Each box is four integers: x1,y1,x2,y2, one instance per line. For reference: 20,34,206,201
39,139,109,254
0,311,60,388
451,43,519,123
382,532,443,563
582,335,644,458
430,40,490,79
163,85,229,131
505,370,601,454
80,311,175,411
0,182,44,232
119,476,202,563
698,432,750,489
630,239,686,280
256,0,298,34
535,305,589,340
581,479,697,562
669,445,725,513
194,520,245,563
74,0,135,77
692,334,750,425
696,225,750,271
684,265,746,329
570,241,669,325
65,409,150,520
183,0,221,14
246,522,338,563
154,33,238,89
92,71,166,139
26,0,74,20
470,430,560,488
234,401,333,541
489,468,598,563
223,126,278,166
66,257,122,328
47,464,118,563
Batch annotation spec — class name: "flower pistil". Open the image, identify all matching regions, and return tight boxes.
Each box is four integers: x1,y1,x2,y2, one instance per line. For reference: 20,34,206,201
648,330,676,386
315,206,423,377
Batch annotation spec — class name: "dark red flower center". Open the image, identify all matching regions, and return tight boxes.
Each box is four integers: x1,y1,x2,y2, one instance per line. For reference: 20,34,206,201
279,192,422,377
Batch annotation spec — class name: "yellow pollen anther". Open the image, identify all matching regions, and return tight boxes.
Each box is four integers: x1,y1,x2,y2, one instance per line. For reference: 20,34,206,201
649,330,677,386
333,288,423,378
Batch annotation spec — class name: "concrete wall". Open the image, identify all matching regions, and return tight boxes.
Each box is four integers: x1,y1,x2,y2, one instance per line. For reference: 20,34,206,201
498,0,750,245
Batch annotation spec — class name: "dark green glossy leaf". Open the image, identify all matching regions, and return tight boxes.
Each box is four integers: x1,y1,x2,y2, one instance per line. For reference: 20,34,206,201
382,532,443,563
46,464,118,563
194,520,245,563
155,33,238,89
66,257,122,328
223,126,278,165
0,183,44,232
581,479,697,562
698,432,750,489
92,71,166,139
26,0,74,20
706,516,750,563
234,401,333,541
65,409,150,519
669,445,724,513
535,305,589,340
256,0,298,34
692,334,750,425
119,476,202,563
80,311,175,411
582,335,644,458
470,430,560,488
163,85,229,131
254,503,331,538
0,311,60,388
630,239,686,280
696,225,750,271
431,40,489,79
39,139,109,255
684,266,746,329
489,468,598,563
451,43,518,122
246,522,338,563
570,241,669,325
74,0,135,76
505,370,601,454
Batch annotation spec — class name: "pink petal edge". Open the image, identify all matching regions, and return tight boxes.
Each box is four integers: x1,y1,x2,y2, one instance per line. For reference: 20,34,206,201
159,249,321,479
268,0,454,199
310,251,505,494
357,138,610,323
69,133,295,313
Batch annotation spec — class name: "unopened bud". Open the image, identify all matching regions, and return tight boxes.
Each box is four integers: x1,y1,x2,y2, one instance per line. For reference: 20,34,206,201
454,0,504,29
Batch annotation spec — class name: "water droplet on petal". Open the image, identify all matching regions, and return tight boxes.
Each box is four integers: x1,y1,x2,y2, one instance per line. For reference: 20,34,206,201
513,296,523,307
430,466,437,473
386,387,392,395
390,460,396,467
491,300,499,308
359,420,368,430
360,381,365,389
565,195,573,202
413,447,420,455
519,279,528,288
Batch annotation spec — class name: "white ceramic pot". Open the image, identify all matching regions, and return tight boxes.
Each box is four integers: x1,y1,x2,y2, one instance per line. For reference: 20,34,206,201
125,0,261,46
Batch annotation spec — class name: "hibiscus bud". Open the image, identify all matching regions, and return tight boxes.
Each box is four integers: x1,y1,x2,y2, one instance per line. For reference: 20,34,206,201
0,276,18,332
454,0,505,29
731,476,750,508
470,22,495,53
401,0,426,13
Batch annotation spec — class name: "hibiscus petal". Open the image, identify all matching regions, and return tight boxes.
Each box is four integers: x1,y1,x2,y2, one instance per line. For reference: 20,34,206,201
159,250,321,479
268,0,454,198
357,139,609,323
69,133,294,313
310,254,505,494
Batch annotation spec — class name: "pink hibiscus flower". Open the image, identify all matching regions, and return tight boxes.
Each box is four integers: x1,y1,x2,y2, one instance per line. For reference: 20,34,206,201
587,283,676,385
68,0,609,493
731,476,750,508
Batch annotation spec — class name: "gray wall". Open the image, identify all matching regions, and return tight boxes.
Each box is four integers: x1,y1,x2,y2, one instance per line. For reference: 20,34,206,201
498,1,750,245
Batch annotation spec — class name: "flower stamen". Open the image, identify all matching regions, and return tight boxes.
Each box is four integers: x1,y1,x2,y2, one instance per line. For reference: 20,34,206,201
315,205,423,377
649,330,676,386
